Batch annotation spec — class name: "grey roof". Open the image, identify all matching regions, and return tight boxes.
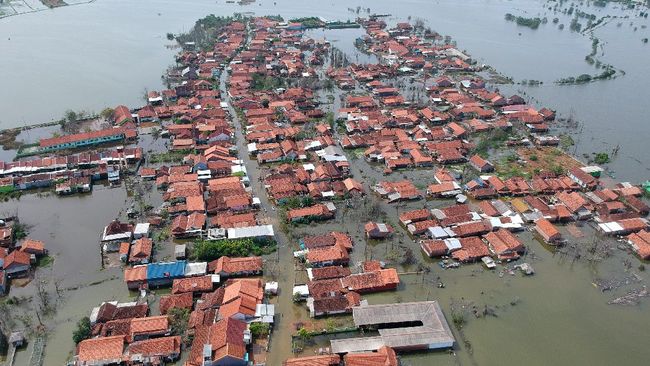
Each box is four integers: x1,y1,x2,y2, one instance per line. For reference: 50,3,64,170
331,300,455,353
227,224,274,239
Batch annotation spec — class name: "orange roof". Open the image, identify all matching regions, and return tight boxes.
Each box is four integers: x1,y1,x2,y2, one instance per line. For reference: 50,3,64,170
77,335,125,363
127,335,181,358
283,355,341,365
208,256,263,275
159,292,194,315
130,316,169,339
124,265,147,282
3,250,31,268
129,238,152,262
344,346,399,366
535,218,560,239
286,204,332,220
19,238,45,253
306,244,349,264
186,195,206,212
218,279,263,318
484,229,524,256
40,127,126,148
172,275,213,294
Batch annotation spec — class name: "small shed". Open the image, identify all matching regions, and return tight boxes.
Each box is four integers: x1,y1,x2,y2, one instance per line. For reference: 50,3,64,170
174,244,187,259
264,281,278,295
134,223,150,239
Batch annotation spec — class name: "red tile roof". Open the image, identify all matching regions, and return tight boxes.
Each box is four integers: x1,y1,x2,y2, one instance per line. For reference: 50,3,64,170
126,335,181,359
172,275,213,295
40,127,127,148
208,256,263,275
77,335,125,363
159,292,194,315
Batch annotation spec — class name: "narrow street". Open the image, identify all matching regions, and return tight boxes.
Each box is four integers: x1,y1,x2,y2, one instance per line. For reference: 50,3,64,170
218,31,296,364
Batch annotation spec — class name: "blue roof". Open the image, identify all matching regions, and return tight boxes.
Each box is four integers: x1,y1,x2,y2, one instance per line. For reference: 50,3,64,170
146,261,186,280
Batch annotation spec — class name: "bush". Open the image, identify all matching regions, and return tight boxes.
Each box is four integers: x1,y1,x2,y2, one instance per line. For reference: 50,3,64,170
73,316,92,344
594,152,610,164
250,322,271,338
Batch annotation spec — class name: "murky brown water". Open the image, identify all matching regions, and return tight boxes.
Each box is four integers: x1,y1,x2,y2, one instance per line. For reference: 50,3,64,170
1,1,650,365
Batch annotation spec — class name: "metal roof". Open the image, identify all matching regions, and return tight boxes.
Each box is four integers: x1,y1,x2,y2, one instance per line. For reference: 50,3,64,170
146,261,186,280
331,301,455,353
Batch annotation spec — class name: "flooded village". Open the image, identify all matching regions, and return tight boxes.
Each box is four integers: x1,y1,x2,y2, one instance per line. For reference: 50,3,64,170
1,3,650,366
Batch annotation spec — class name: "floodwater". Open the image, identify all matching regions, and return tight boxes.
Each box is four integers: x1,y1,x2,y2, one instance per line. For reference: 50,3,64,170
1,0,649,180
1,0,650,365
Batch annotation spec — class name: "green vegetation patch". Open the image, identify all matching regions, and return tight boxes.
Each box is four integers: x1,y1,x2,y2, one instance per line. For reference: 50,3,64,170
193,238,276,261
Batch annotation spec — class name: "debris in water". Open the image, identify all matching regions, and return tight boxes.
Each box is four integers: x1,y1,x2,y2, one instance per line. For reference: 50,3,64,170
514,263,535,275
608,286,649,306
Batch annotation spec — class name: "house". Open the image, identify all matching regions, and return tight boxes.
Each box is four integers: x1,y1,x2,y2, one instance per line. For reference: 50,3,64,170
451,236,491,262
0,225,12,247
283,355,341,366
483,229,524,260
125,336,182,364
373,180,422,202
344,346,399,366
307,292,361,317
129,238,153,264
307,266,352,281
124,265,148,290
18,238,47,256
341,268,400,293
186,318,248,366
218,279,264,320
147,261,186,288
427,181,462,198
102,220,133,243
171,212,206,237
365,222,394,239
556,191,592,220
130,315,170,342
469,154,494,173
627,230,650,260
39,127,130,153
568,167,598,190
399,209,432,226
172,275,215,295
306,244,350,267
75,335,125,366
92,301,148,324
286,203,335,223
208,256,263,278
2,250,31,278
535,218,562,244
421,238,462,257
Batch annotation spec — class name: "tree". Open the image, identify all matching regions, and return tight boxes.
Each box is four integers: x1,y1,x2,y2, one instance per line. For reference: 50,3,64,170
64,110,78,124
249,322,270,338
100,107,114,120
297,327,312,341
168,307,190,336
72,316,91,344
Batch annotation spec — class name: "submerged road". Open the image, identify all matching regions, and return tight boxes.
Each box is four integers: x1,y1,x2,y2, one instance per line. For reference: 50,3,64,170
218,27,296,364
